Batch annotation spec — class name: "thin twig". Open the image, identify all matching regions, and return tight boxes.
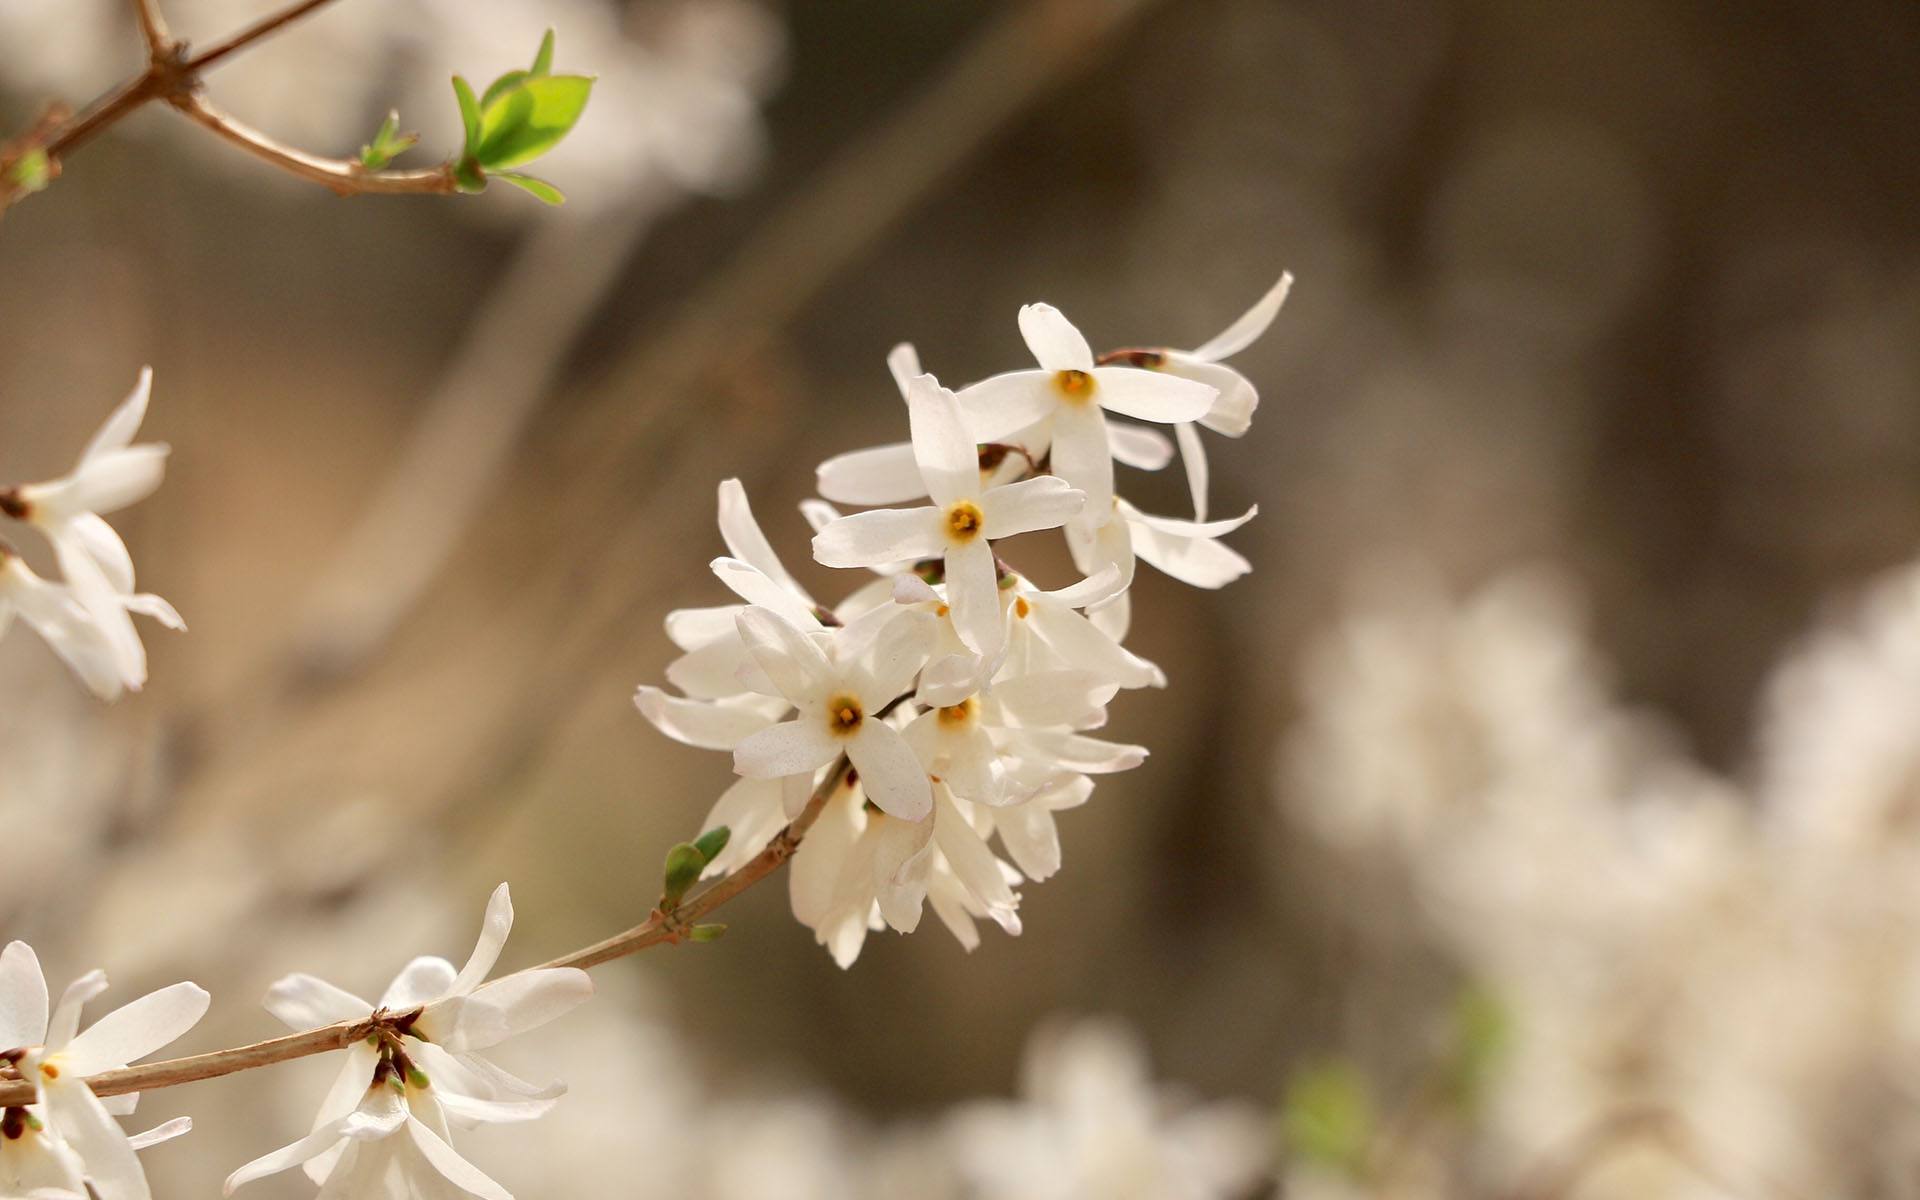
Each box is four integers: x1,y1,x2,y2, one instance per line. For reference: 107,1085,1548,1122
132,0,173,56
183,0,343,74
0,759,851,1108
169,91,456,196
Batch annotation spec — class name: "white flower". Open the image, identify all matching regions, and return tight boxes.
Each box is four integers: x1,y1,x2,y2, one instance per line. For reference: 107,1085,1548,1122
1101,272,1291,521
729,605,937,820
0,369,181,696
227,884,592,1198
948,1017,1272,1200
0,548,128,701
1000,572,1164,691
812,375,1085,659
1067,498,1259,592
0,942,209,1200
902,669,1118,806
954,306,1217,528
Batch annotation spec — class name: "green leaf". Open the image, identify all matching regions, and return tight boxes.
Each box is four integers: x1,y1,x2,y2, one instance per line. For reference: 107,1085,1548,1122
691,826,731,864
453,157,487,195
662,842,705,908
479,69,530,113
360,110,419,170
451,75,482,156
473,74,594,171
530,29,556,77
1282,1060,1373,1176
688,923,727,943
494,173,565,205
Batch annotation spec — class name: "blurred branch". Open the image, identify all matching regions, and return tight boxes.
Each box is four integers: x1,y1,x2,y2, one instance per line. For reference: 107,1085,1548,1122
0,0,454,213
0,760,850,1109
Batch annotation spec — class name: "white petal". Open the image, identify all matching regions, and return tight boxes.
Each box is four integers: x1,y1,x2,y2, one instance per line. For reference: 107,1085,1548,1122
941,724,1006,805
126,1116,192,1151
1026,599,1159,689
1090,368,1217,424
663,605,738,651
1011,728,1147,773
58,446,169,518
905,374,978,508
943,538,1002,660
447,883,513,997
0,941,49,1050
699,776,789,876
226,1123,349,1194
711,557,817,629
1165,358,1258,436
43,1077,149,1200
1175,420,1209,523
81,367,153,462
810,507,943,569
380,958,457,1010
1124,500,1258,540
63,982,207,1075
1188,271,1292,362
716,479,808,603
955,372,1056,442
860,610,935,704
664,639,753,699
1017,303,1094,373
735,606,835,704
434,1088,560,1126
816,443,927,507
68,513,135,594
406,1116,514,1200
892,573,941,605
933,792,1019,918
1107,422,1174,470
886,343,921,396
633,687,775,750
262,974,371,1032
846,723,932,821
790,791,862,927
1036,565,1124,609
1048,401,1113,523
45,970,107,1050
122,592,183,631
432,968,591,1053
734,719,840,779
1124,506,1256,589
995,803,1063,881
992,670,1119,726
978,475,1084,538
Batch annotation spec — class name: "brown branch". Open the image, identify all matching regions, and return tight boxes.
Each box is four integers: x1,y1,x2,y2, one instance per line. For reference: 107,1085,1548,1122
0,759,851,1108
132,0,173,57
169,91,456,196
183,0,345,74
2,0,450,213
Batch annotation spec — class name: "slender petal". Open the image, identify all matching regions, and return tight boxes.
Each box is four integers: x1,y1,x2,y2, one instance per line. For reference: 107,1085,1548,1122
63,979,208,1075
734,719,841,779
861,610,935,704
978,475,1084,538
846,723,932,821
1188,271,1292,362
716,479,807,602
886,343,922,395
430,968,591,1053
45,970,107,1051
262,974,371,1032
446,883,513,997
1090,368,1216,423
816,442,926,506
634,687,777,750
735,606,836,704
1048,400,1113,525
1107,422,1173,470
993,670,1118,726
42,1077,148,1200
905,374,978,508
81,368,153,461
0,941,48,1049
1017,303,1094,373
955,372,1055,442
811,506,944,569
1174,420,1209,522
943,538,1002,660
711,557,816,629
380,958,457,1010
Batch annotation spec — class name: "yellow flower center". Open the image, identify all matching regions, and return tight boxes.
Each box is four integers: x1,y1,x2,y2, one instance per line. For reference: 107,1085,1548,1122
945,501,985,543
1052,369,1095,403
826,695,865,735
938,698,978,727
1014,596,1031,619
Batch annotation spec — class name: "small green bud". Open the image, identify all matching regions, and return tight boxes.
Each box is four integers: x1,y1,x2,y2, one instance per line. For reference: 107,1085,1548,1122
661,842,704,908
688,923,727,943
453,157,487,195
406,1066,430,1089
6,149,51,195
1282,1060,1373,1176
691,825,732,864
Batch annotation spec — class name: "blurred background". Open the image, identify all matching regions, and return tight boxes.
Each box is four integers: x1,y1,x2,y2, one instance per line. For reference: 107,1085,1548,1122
2,0,1918,1196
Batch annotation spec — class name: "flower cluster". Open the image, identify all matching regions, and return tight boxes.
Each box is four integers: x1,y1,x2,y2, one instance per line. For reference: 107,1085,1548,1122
0,368,181,701
0,941,206,1200
637,277,1288,964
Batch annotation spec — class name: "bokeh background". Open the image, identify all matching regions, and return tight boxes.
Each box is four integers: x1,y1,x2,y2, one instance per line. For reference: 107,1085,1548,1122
2,1,1918,1196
